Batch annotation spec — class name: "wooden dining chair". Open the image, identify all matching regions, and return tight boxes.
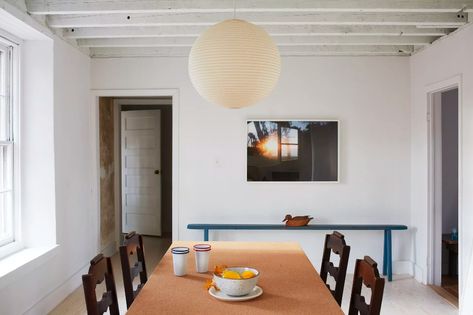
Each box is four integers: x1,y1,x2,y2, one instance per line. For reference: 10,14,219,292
320,231,351,305
348,256,385,315
120,231,148,308
82,254,119,315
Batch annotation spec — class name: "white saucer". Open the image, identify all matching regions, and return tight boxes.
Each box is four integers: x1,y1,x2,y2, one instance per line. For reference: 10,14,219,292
208,286,263,302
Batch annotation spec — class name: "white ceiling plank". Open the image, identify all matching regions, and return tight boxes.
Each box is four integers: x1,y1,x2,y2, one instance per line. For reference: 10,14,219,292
77,35,436,48
90,46,189,57
27,0,473,15
63,25,454,39
47,12,467,28
90,45,413,58
278,45,414,55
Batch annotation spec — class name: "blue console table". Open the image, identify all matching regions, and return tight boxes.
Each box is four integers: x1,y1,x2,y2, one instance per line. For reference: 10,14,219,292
187,223,408,281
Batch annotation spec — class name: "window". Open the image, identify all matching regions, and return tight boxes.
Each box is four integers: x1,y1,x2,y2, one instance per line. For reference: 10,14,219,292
281,127,298,161
0,36,18,251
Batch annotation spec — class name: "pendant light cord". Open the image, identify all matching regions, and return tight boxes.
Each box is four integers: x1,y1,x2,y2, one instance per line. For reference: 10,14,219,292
233,0,236,19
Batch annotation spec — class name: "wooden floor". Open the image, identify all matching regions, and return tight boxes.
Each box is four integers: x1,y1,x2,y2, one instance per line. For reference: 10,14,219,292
50,239,458,315
442,275,459,297
429,275,459,308
430,285,458,308
340,274,457,315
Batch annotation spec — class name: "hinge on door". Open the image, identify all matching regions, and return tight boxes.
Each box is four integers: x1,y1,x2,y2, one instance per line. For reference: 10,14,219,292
427,112,431,122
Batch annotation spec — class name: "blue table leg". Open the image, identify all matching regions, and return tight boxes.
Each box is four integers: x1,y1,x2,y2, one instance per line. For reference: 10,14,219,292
383,230,388,276
386,229,392,281
204,229,209,241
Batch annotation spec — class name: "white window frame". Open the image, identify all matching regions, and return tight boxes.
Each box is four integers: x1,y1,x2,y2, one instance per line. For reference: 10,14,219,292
0,33,21,259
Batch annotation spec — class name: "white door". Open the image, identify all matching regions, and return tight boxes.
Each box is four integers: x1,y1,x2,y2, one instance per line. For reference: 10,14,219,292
121,110,161,236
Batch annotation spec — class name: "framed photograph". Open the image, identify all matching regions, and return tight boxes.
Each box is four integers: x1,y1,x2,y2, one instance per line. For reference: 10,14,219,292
247,120,339,182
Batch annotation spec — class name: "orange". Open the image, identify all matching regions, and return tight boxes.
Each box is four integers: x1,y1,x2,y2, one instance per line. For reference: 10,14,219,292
222,270,241,279
241,270,256,279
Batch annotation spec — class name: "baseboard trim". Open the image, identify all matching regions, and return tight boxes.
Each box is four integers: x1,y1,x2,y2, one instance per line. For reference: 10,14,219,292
415,264,426,284
24,262,89,315
393,260,414,275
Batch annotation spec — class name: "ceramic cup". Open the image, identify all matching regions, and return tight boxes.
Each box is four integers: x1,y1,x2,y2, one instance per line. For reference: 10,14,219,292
193,244,211,273
171,247,190,276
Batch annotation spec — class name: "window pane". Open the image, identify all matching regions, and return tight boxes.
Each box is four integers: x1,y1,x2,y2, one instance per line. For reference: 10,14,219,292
0,191,13,245
0,144,13,191
281,144,298,161
0,49,5,141
0,40,14,247
0,96,10,141
281,127,298,144
0,46,11,142
0,49,4,96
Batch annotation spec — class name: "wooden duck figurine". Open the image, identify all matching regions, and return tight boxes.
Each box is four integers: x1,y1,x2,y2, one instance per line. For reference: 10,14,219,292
282,214,314,227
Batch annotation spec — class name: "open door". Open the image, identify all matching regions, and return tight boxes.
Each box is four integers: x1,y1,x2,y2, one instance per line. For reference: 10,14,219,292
121,110,162,236
429,87,459,305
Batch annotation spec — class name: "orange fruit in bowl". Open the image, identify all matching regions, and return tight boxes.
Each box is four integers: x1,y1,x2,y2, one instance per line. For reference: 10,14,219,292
241,270,256,279
222,270,241,279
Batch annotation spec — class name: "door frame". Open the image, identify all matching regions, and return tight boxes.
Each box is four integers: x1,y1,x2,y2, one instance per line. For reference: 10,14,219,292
426,75,462,291
91,89,180,255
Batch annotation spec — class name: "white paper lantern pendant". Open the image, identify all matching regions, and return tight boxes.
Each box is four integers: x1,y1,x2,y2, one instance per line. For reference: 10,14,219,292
189,18,281,109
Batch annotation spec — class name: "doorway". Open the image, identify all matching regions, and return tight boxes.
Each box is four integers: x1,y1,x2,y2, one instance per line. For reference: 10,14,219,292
429,87,459,305
98,97,173,256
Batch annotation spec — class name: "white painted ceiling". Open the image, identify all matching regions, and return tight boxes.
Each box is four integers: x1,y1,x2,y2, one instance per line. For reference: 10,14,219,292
25,0,473,57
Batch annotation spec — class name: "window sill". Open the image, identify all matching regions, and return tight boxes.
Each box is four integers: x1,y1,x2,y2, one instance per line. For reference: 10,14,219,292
0,245,59,289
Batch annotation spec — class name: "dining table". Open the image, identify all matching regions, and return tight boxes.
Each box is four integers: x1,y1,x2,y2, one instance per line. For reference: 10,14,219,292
126,241,343,314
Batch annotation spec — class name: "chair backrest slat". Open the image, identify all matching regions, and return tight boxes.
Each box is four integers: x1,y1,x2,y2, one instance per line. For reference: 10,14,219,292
120,231,148,308
82,254,119,315
320,231,351,306
348,256,385,315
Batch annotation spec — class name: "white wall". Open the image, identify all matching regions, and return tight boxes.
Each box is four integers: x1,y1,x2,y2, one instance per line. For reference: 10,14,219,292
0,37,93,315
92,56,412,273
21,40,56,249
410,23,473,313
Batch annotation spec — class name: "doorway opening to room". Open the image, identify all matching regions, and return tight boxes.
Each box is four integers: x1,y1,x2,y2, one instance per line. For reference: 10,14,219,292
428,87,459,306
98,97,173,265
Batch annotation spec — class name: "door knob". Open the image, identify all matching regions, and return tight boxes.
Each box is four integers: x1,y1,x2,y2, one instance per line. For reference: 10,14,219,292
154,170,160,175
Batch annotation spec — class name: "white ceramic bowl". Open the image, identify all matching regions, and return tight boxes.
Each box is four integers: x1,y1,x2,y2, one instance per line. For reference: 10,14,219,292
213,267,260,296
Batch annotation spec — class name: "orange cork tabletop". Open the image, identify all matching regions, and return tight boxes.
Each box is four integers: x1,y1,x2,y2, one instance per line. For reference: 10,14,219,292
127,241,343,315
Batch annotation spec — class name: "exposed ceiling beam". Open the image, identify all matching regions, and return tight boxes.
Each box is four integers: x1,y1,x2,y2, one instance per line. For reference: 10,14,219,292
27,0,473,15
26,0,471,57
90,45,414,58
279,44,414,55
47,12,468,28
63,25,454,39
77,35,436,47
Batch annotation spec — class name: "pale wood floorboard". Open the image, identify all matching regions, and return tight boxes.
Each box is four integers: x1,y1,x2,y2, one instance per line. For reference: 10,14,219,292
339,274,457,315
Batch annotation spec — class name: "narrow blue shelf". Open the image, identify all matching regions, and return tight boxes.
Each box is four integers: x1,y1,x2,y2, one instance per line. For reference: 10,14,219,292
187,223,408,282
187,223,407,231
